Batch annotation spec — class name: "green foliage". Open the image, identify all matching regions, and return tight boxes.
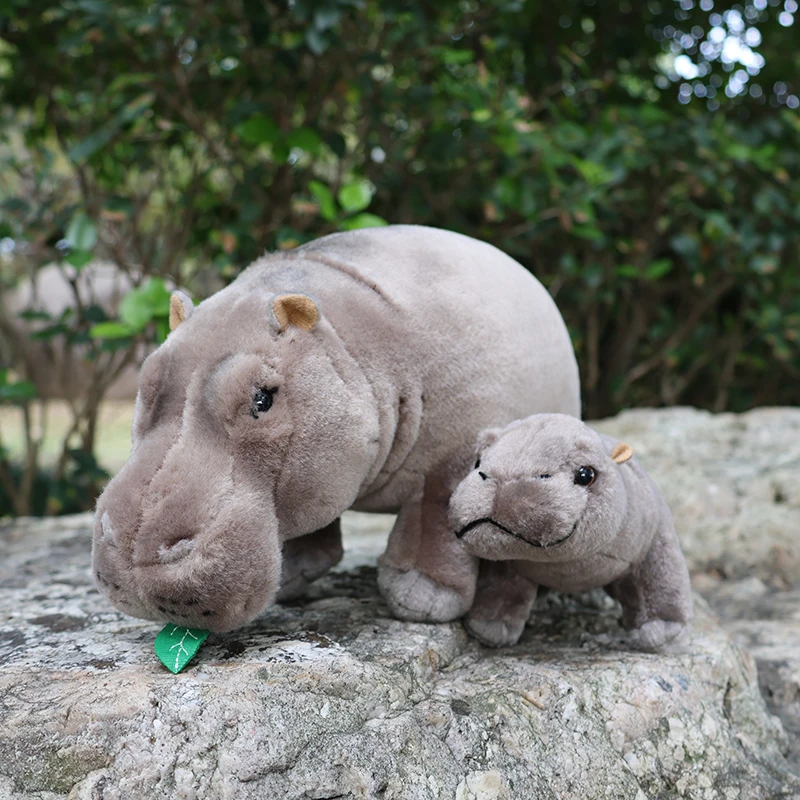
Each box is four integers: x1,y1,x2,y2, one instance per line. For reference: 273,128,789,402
0,0,798,440
0,449,110,518
90,277,172,342
64,212,97,252
0,369,36,404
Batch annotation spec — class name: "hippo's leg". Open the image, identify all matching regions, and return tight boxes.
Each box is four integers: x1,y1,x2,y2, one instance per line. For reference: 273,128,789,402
276,519,343,602
378,477,479,622
463,560,538,647
606,522,693,650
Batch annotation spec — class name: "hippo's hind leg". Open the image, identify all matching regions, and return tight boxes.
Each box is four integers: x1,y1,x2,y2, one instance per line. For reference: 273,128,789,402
378,475,479,622
276,519,343,602
607,520,693,650
464,561,538,647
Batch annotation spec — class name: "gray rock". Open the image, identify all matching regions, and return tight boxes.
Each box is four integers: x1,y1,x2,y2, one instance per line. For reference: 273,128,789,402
699,573,800,776
1,499,798,799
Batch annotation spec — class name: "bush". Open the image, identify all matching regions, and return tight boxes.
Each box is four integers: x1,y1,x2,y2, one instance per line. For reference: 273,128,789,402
0,0,798,513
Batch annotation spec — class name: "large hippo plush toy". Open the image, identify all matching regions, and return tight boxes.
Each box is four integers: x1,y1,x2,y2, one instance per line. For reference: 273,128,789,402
93,225,580,632
448,413,693,649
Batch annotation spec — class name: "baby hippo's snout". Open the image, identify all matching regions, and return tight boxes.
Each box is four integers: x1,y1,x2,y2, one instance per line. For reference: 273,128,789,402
453,471,582,560
492,476,579,547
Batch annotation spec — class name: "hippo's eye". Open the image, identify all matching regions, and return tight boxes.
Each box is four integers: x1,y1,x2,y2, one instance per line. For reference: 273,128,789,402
251,387,275,418
574,466,596,487
474,458,481,469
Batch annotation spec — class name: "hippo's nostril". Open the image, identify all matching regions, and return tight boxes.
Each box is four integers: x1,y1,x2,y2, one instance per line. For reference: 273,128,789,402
478,471,488,481
158,536,196,564
100,512,118,547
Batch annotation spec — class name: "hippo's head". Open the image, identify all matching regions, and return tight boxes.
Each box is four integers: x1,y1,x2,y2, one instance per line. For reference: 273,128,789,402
449,414,633,563
93,284,380,631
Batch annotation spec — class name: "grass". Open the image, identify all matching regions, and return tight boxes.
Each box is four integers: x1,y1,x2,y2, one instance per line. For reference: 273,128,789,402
0,400,136,474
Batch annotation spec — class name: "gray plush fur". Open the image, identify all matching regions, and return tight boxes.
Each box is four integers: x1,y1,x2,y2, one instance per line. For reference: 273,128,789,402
92,226,580,632
449,413,693,649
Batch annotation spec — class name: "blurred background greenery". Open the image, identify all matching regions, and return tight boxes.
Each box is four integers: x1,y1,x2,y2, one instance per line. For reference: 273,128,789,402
0,0,798,516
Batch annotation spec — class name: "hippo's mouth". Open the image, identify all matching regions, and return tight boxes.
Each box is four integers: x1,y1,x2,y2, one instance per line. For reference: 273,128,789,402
455,517,578,549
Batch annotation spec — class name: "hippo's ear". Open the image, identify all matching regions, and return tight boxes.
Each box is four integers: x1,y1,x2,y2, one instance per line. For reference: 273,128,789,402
169,291,194,331
611,442,633,464
476,426,504,452
273,294,319,332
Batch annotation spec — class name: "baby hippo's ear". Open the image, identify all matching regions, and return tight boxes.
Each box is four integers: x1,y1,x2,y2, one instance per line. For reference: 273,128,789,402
273,294,319,332
611,442,633,464
476,427,504,452
169,290,194,331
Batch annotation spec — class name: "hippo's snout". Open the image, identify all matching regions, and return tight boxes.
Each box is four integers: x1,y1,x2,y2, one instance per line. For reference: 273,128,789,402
157,534,197,564
450,469,587,561
456,515,577,550
490,477,575,548
92,488,283,632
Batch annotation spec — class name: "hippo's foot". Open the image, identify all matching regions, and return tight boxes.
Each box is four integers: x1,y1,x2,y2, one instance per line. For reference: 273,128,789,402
463,614,527,648
276,520,343,602
630,619,689,650
461,561,538,647
377,565,471,623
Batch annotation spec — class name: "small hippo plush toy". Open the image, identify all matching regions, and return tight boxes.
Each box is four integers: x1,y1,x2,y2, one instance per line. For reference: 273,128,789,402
449,413,692,649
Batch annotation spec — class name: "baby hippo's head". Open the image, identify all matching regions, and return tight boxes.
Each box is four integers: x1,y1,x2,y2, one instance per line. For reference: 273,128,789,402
449,414,634,563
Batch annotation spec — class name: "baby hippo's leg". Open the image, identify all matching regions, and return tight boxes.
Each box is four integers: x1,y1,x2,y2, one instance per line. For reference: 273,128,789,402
276,519,343,602
378,477,479,622
464,561,538,647
607,521,693,650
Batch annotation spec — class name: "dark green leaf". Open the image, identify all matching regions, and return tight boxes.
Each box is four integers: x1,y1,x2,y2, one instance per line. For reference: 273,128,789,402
236,115,280,145
0,380,37,404
17,310,52,322
286,127,322,155
66,249,93,270
645,259,673,280
30,324,68,340
324,132,347,158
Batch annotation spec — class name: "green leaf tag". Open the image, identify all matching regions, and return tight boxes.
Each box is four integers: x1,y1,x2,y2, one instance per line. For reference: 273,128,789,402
154,625,210,674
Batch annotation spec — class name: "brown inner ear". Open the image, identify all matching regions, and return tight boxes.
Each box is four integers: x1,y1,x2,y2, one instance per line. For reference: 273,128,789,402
274,294,318,332
169,294,186,331
611,443,633,464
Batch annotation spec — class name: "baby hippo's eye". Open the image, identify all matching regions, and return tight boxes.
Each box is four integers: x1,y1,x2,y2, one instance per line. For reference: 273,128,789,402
474,458,481,469
574,466,596,487
251,387,276,418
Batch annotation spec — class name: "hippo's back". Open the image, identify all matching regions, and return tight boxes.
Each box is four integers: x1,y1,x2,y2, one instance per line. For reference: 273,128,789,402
253,225,581,508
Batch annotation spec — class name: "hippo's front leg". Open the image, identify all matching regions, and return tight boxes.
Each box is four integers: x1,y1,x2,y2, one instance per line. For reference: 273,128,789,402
606,520,693,650
378,476,479,622
463,561,539,647
276,519,344,602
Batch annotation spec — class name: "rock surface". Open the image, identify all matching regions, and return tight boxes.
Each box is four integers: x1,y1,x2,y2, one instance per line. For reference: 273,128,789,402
1,407,799,799
592,407,800,589
699,574,800,776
